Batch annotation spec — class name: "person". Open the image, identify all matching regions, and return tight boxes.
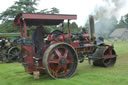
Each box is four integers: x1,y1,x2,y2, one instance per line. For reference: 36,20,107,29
81,27,87,34
32,25,49,60
79,28,89,46
0,38,6,48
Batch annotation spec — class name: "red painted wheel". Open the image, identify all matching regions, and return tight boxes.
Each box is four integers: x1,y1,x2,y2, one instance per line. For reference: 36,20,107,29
43,43,78,79
93,48,117,67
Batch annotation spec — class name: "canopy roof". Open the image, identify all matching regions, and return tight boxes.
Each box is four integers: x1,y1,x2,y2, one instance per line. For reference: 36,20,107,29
14,13,77,26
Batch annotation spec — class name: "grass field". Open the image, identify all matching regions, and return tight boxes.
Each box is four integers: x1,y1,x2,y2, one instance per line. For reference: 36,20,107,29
0,40,128,85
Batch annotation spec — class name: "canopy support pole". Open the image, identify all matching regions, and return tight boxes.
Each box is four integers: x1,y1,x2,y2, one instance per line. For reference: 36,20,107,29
20,23,23,39
23,20,28,39
68,20,71,42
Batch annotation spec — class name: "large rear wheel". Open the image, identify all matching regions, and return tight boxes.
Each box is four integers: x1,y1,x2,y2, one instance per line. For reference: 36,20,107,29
43,43,78,79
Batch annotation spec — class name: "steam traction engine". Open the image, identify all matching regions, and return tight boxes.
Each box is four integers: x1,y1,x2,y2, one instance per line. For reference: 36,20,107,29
14,13,117,79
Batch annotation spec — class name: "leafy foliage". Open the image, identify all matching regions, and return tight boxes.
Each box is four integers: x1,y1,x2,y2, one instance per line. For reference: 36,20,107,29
0,0,81,35
0,0,62,33
0,0,38,33
43,22,80,33
0,0,38,22
0,21,18,33
39,7,59,14
50,7,59,14
57,22,80,33
116,16,128,28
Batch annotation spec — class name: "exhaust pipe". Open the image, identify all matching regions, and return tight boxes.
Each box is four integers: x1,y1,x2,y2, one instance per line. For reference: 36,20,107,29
89,15,96,41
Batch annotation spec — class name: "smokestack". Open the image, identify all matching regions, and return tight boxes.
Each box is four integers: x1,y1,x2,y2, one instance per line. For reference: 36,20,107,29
89,15,95,41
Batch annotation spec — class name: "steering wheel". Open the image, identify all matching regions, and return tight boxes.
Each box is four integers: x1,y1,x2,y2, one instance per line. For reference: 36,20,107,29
50,30,63,41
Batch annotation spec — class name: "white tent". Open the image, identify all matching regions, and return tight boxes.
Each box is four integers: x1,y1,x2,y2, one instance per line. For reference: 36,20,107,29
110,28,128,40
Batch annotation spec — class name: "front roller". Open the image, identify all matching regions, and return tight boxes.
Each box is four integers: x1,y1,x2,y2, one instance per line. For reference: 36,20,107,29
43,43,78,79
92,47,117,67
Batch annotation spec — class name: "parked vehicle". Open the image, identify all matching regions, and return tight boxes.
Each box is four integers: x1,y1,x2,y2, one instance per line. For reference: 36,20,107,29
0,33,21,62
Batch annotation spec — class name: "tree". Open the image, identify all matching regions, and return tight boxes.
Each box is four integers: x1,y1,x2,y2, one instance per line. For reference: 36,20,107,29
0,0,38,22
39,9,50,14
56,22,80,33
116,16,127,28
0,0,38,32
0,21,18,32
38,7,60,32
50,7,59,14
84,19,90,32
116,14,128,28
124,14,128,25
70,22,80,33
39,7,59,14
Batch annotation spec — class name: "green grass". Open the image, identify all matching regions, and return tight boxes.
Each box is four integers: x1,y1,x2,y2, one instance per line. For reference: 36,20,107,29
0,40,128,85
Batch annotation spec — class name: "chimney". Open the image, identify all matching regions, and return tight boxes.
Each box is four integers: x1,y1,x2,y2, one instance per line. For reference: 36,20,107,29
89,15,96,41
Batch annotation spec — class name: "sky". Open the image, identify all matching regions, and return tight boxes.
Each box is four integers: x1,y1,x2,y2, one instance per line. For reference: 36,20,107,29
0,0,128,26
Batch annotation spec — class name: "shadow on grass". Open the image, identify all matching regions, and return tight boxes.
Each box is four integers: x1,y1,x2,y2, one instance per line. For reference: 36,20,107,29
17,72,53,82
